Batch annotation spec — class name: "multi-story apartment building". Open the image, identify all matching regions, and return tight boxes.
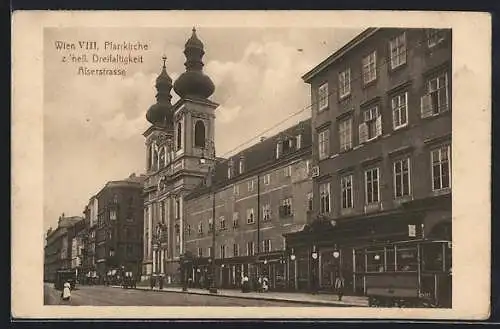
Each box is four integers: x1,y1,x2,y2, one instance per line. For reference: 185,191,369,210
184,119,312,290
43,214,83,282
82,195,99,281
285,28,452,293
141,28,219,282
93,174,145,280
69,218,87,282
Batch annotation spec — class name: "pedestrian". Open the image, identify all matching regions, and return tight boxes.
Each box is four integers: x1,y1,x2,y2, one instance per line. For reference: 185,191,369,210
241,274,249,293
262,277,269,292
159,275,164,290
61,281,71,303
334,272,345,301
150,275,155,290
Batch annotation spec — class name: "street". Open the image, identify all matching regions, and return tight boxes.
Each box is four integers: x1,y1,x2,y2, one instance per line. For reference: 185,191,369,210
44,283,317,307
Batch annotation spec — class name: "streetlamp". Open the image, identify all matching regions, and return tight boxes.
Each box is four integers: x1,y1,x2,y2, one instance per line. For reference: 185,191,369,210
200,139,218,294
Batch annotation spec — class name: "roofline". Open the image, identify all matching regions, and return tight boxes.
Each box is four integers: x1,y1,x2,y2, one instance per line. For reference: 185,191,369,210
301,28,380,84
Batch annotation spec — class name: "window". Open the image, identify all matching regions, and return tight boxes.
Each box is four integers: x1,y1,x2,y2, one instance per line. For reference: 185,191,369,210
338,68,351,98
109,210,117,221
227,166,232,179
262,239,272,253
341,175,354,209
392,92,409,130
176,122,182,150
159,147,165,169
284,165,292,177
232,212,239,228
219,216,226,230
233,243,239,257
246,208,255,224
220,245,226,259
276,142,282,159
389,33,407,69
421,73,449,117
233,184,239,196
307,192,313,212
246,241,255,256
319,183,331,214
394,158,411,198
186,224,191,236
365,168,380,204
208,218,214,233
431,145,451,191
427,29,445,48
194,120,206,148
296,134,302,149
239,159,245,174
262,204,271,221
197,222,203,235
247,179,254,192
362,51,377,84
339,117,353,151
318,82,329,111
263,174,271,185
280,198,293,217
197,247,203,257
126,244,133,256
396,247,418,272
175,199,181,219
208,247,213,258
159,201,165,224
318,129,330,160
359,106,382,143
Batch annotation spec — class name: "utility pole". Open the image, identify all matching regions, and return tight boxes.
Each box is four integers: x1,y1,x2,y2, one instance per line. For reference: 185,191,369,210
256,174,261,278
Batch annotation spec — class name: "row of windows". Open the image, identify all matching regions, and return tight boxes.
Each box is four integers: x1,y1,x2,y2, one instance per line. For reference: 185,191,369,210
318,72,449,160
190,198,298,236
196,239,273,258
318,145,451,214
317,30,447,110
230,164,300,196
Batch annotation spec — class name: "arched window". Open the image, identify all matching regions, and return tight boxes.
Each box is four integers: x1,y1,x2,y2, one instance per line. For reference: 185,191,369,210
159,147,165,169
177,122,182,151
147,144,152,170
152,144,159,171
194,120,206,148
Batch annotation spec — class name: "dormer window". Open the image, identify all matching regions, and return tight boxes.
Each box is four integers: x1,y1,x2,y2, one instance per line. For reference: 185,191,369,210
276,141,282,159
296,134,302,149
227,166,232,179
239,158,245,174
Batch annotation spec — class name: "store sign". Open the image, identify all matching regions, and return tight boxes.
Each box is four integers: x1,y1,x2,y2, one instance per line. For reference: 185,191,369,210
408,224,416,237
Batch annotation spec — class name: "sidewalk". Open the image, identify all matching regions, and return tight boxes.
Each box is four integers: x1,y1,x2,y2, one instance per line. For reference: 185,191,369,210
111,285,369,307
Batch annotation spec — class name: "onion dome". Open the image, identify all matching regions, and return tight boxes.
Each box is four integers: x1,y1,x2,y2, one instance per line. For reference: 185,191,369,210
173,27,215,99
146,56,174,129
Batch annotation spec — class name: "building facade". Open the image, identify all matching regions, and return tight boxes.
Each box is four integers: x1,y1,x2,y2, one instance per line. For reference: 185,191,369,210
285,28,452,294
43,215,83,282
141,28,218,282
184,119,313,290
93,174,145,280
81,195,99,281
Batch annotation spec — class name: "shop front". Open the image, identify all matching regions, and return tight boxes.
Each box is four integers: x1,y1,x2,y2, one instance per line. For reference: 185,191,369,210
256,252,287,291
284,195,452,295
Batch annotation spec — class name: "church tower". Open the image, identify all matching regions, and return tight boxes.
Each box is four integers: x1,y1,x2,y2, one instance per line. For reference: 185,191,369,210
142,28,219,282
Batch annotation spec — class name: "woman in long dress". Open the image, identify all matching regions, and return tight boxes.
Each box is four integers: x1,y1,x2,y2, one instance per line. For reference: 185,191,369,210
61,281,71,302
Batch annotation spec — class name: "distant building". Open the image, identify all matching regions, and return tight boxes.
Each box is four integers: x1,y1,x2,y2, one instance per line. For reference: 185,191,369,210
285,28,452,293
44,214,83,282
91,174,145,280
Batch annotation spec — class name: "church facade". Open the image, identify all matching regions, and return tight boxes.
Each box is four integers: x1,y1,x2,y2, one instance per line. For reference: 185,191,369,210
141,28,219,281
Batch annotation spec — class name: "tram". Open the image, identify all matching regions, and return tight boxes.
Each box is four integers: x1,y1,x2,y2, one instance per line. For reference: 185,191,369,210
354,239,452,308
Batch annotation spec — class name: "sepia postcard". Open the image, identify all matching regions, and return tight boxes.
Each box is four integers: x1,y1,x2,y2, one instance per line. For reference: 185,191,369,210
11,10,491,320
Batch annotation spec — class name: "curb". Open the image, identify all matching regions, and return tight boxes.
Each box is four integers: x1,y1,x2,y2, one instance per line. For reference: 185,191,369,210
110,286,366,307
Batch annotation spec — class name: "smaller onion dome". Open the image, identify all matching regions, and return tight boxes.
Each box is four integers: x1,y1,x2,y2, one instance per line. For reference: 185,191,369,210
146,56,174,129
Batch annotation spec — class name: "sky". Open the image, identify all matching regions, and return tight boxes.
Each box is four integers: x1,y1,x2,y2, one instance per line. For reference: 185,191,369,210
43,26,362,232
